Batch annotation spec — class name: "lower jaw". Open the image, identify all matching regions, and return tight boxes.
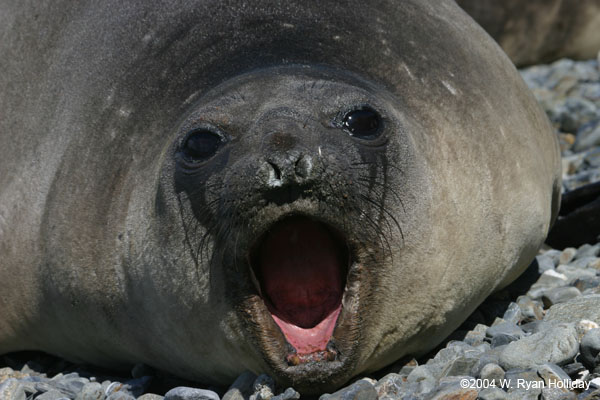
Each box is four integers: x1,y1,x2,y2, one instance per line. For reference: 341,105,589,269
271,304,342,364
239,265,365,393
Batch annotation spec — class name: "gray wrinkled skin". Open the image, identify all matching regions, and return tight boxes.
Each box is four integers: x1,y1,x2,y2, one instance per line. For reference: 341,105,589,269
457,0,600,66
0,0,561,394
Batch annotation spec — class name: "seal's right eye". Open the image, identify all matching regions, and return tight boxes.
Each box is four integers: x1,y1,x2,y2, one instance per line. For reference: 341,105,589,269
342,107,381,139
181,129,224,163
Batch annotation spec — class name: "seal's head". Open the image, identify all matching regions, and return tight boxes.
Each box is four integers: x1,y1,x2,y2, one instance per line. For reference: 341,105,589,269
163,67,421,390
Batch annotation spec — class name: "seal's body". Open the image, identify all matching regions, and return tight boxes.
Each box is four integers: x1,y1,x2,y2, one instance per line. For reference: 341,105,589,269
0,0,561,393
458,0,600,66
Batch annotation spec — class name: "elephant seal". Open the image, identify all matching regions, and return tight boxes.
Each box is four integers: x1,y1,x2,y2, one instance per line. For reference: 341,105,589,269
0,0,561,394
457,0,600,66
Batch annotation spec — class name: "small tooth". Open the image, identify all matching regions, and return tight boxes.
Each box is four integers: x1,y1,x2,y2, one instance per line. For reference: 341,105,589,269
286,353,300,366
326,350,336,361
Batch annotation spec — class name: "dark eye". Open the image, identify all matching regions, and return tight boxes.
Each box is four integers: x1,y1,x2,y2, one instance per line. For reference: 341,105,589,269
342,107,381,139
181,129,224,163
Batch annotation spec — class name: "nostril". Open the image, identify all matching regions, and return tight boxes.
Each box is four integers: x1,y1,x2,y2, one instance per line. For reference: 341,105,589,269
294,155,312,179
268,161,282,181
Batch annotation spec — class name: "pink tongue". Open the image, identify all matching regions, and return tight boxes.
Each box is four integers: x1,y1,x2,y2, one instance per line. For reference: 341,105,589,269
258,218,344,354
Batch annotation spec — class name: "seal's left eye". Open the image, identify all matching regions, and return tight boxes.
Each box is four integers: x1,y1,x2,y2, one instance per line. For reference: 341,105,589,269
342,107,381,139
181,129,224,163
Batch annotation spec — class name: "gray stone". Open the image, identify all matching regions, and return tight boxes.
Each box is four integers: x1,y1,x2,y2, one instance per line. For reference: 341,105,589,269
36,390,72,400
562,362,587,378
581,329,600,368
520,320,550,334
498,323,579,369
486,323,524,348
104,382,130,397
17,379,37,395
504,368,543,391
577,320,600,338
472,352,501,378
53,377,90,396
556,97,599,134
250,374,275,400
76,382,105,400
587,149,600,169
422,377,478,400
478,387,508,400
35,381,56,393
575,277,600,292
571,257,600,269
543,250,562,267
138,395,164,400
0,378,26,400
507,388,540,400
374,373,404,398
398,364,417,377
106,392,136,400
270,388,300,400
479,363,505,386
563,169,600,191
321,379,377,400
531,270,569,292
537,255,556,273
516,296,544,321
502,302,522,325
556,265,597,281
101,380,112,394
431,346,462,366
544,295,600,325
537,363,571,388
577,388,600,400
124,376,152,397
223,371,257,400
463,329,486,346
222,388,244,400
575,121,600,152
439,355,479,378
406,365,437,395
563,152,587,175
541,286,582,308
541,387,576,400
490,335,518,348
486,322,523,339
164,387,221,400
579,81,600,100
560,248,579,265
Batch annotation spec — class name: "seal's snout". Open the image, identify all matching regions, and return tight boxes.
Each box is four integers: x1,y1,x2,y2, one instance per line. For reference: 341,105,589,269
262,153,312,187
259,153,314,205
250,216,348,355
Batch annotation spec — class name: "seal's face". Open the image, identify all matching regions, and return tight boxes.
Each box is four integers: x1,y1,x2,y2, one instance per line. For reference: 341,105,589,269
170,67,414,390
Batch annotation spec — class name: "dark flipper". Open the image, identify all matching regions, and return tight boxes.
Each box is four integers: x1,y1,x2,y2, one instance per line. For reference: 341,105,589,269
545,181,600,249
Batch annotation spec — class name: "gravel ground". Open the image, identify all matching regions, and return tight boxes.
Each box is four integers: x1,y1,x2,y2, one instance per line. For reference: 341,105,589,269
2,55,600,400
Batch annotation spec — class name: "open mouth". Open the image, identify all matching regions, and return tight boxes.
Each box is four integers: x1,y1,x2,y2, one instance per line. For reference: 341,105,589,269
249,215,349,358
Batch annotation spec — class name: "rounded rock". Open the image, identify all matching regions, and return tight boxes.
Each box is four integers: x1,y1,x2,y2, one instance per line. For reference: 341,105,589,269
581,328,600,369
479,363,505,386
164,387,220,400
498,323,579,369
76,382,105,400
